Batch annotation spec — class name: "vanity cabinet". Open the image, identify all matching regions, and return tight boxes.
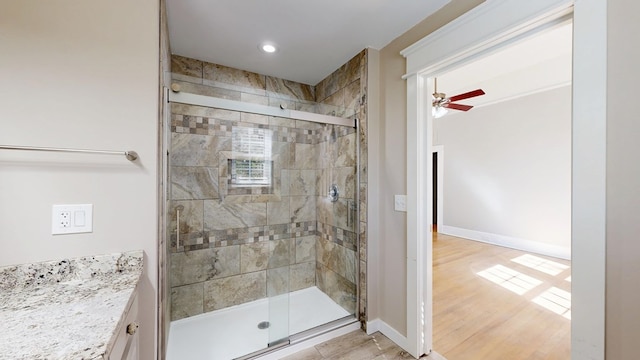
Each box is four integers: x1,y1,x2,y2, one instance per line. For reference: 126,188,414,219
107,291,140,360
0,250,143,360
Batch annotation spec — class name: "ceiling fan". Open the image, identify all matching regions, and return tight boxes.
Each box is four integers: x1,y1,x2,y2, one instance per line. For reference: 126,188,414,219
432,78,485,118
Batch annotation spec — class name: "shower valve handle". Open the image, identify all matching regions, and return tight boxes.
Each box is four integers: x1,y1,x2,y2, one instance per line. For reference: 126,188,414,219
328,184,339,202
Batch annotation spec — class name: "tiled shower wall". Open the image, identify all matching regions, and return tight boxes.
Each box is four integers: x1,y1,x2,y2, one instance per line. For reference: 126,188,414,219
168,51,368,326
315,50,368,323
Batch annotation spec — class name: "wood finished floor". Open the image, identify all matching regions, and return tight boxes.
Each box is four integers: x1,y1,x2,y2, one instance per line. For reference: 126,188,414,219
283,234,571,360
433,233,571,359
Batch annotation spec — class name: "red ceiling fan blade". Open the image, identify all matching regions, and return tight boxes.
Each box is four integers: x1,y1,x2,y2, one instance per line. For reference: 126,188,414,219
448,89,485,102
443,103,473,111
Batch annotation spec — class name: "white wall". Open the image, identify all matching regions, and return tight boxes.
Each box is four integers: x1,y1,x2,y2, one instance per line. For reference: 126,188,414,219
434,86,571,258
0,2,159,359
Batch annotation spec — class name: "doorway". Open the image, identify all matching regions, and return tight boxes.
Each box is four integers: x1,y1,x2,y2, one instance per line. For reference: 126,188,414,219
402,1,607,358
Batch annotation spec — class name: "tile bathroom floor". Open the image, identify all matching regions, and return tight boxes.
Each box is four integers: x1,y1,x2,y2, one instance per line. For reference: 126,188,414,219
281,330,445,360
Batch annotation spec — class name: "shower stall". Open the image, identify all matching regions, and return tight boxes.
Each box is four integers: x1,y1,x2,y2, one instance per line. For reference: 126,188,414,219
162,54,367,359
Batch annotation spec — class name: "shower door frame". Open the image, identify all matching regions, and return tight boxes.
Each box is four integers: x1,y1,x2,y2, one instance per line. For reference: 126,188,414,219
163,88,362,359
168,91,356,128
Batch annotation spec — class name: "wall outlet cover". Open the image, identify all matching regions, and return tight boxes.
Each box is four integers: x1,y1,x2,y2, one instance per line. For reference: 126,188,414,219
52,204,93,235
394,195,407,212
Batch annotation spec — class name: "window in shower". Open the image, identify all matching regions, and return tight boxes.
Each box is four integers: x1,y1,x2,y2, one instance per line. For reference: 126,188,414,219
230,126,273,189
230,159,272,186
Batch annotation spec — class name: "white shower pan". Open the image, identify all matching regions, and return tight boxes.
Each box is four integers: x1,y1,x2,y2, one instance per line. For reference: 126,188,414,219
167,286,351,360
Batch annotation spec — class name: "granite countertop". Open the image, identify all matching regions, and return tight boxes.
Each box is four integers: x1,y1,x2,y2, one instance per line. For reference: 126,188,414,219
0,251,143,360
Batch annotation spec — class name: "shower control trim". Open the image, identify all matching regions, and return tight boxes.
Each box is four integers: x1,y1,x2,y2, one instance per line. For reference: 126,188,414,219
328,184,339,202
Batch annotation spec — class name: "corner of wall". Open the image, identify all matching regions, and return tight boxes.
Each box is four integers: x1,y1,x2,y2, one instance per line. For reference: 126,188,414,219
365,48,381,322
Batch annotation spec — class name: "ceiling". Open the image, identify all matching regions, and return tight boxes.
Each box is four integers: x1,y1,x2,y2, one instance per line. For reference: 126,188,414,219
166,0,450,85
436,21,573,110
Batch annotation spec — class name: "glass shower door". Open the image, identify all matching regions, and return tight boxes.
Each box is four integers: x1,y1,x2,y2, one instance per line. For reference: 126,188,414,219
292,121,359,337
167,95,358,359
228,124,291,353
267,263,290,348
318,123,359,319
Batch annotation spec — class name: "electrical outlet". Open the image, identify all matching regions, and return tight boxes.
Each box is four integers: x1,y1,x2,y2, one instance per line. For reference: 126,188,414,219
59,211,71,228
52,204,93,235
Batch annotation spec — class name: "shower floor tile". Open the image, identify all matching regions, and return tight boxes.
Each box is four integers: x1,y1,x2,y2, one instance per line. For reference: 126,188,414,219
167,286,350,360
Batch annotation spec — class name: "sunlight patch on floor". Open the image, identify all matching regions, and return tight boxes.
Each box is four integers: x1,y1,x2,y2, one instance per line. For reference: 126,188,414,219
510,254,570,276
532,286,571,320
477,264,542,295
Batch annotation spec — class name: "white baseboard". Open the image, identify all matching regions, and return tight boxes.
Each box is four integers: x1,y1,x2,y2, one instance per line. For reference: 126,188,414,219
440,225,571,260
366,318,381,334
366,319,409,351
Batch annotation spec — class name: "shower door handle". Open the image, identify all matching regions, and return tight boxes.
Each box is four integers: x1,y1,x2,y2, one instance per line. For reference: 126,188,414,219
347,200,356,228
176,208,180,248
176,207,182,249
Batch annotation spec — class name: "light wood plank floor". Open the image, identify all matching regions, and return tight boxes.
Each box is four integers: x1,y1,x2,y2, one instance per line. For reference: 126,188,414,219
433,233,571,359
282,233,570,360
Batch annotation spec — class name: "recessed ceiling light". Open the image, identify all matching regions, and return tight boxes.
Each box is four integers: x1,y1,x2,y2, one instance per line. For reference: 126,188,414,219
259,43,277,53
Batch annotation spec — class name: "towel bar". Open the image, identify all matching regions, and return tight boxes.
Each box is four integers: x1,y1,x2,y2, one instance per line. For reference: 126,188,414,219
0,145,138,161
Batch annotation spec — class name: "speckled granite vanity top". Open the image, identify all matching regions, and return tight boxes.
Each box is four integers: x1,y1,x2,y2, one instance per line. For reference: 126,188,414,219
0,250,143,360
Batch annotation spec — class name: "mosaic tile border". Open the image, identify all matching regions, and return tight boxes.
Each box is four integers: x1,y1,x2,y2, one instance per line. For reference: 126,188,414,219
317,222,357,252
171,113,354,146
171,115,235,137
170,221,356,253
171,221,316,253
171,113,330,145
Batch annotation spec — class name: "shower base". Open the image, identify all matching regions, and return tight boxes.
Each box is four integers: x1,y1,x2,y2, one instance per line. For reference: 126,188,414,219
166,286,351,360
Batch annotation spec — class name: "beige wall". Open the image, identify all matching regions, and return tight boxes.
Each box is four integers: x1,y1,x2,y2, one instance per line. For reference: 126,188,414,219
0,2,159,359
606,0,640,357
375,0,485,334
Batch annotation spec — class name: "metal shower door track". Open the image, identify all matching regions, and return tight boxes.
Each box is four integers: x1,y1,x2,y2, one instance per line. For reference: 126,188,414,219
168,90,355,128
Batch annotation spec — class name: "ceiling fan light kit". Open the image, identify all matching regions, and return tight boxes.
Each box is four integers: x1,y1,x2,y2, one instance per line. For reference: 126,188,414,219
432,106,449,118
432,78,485,118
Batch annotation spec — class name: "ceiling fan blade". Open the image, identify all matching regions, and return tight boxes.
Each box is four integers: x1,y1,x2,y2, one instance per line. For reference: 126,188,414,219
443,103,473,111
447,89,485,102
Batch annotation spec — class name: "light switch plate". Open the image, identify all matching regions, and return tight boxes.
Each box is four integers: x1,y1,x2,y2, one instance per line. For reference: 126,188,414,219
394,195,407,212
52,204,93,235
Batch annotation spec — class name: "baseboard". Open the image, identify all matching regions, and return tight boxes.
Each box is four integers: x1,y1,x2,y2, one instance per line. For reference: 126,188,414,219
440,225,571,260
366,319,409,351
365,319,381,334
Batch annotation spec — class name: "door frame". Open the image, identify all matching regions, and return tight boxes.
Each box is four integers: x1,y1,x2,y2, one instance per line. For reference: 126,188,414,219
401,0,606,358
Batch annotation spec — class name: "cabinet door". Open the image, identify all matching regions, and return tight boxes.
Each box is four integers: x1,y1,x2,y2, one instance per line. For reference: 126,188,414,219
109,293,139,360
124,329,139,360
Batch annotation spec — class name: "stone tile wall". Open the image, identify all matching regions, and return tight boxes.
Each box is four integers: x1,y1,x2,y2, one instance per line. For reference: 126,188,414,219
168,53,368,325
315,50,368,324
168,109,324,321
